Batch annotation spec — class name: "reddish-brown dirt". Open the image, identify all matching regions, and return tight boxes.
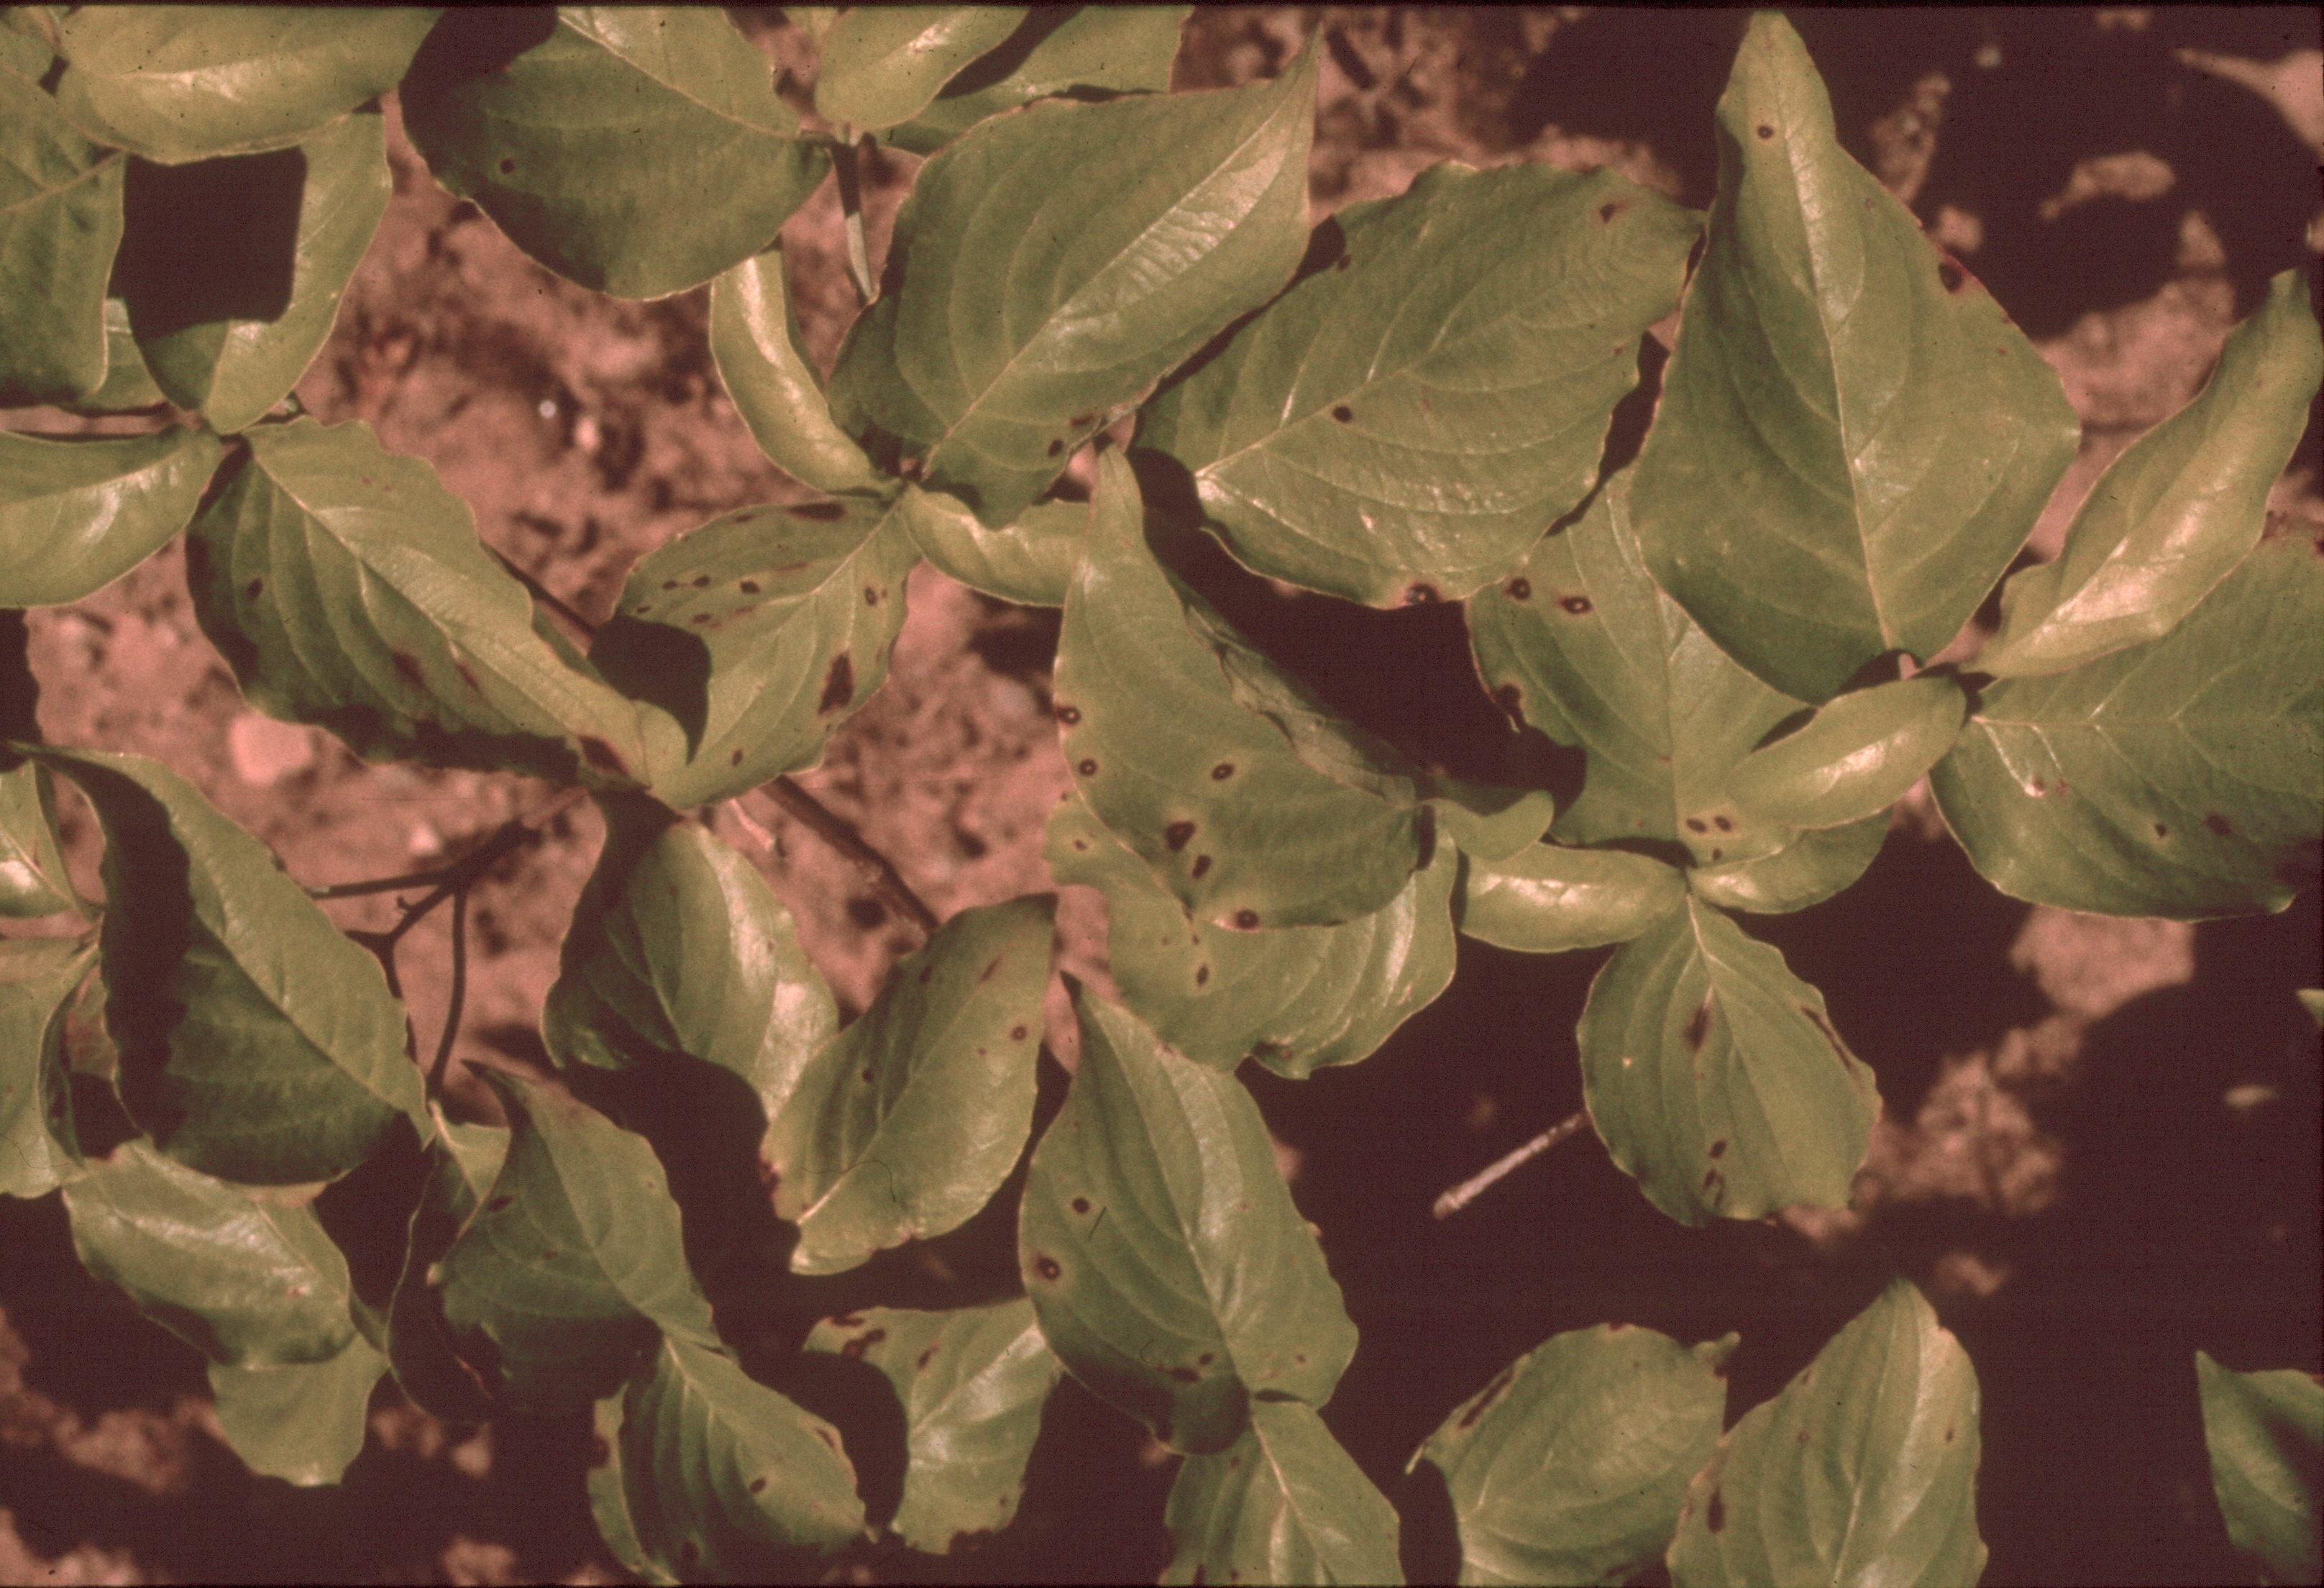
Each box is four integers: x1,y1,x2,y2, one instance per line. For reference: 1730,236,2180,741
3,9,2318,1585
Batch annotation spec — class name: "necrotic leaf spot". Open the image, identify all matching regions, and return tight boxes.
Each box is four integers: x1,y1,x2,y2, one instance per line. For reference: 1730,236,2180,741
1077,758,1097,776
738,579,759,593
498,157,516,174
692,575,711,587
788,501,846,521
1047,439,1063,457
749,1477,767,1494
1165,821,1195,851
1560,595,1592,615
1055,703,1081,724
391,652,424,688
1191,854,1212,878
1331,404,1353,422
1495,683,1524,721
841,1328,887,1360
1710,1138,1727,1158
1684,996,1712,1051
1707,1489,1726,1531
1233,909,1260,929
2205,812,2232,836
1210,762,1234,780
244,578,262,599
2153,822,2169,838
1685,817,1709,834
1755,124,1774,139
1034,1254,1061,1280
1194,964,1209,986
486,1195,513,1213
1404,583,1439,604
1010,1024,1028,1041
818,652,854,713
1939,260,1964,293
1071,1197,1090,1214
1506,577,1532,600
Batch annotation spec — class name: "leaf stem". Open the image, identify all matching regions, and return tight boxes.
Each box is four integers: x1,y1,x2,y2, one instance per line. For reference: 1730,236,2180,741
833,133,877,306
756,776,939,935
429,887,469,1098
1432,1110,1589,1219
487,544,598,643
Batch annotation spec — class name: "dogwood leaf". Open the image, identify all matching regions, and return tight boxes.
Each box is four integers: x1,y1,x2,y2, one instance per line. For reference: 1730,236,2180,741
1931,532,2323,918
0,762,78,918
1412,1324,1734,1587
1578,896,1879,1226
764,897,1052,1275
1020,987,1357,1454
207,1334,388,1488
1726,675,1966,831
1140,160,1696,606
1165,1399,1404,1586
37,747,423,1185
829,39,1317,526
0,936,88,1197
2195,1350,2323,1586
1667,1279,1986,1588
1627,13,2079,702
708,245,889,497
1687,813,1888,916
0,68,125,404
879,6,1191,158
901,485,1085,608
0,428,222,608
1455,843,1685,954
401,7,827,298
813,6,1028,132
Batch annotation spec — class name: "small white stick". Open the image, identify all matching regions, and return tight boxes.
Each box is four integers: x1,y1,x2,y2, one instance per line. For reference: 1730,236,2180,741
1433,1110,1589,1219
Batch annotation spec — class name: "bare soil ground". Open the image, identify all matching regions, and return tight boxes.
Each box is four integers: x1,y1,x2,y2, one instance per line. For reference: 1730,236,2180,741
3,9,2318,1584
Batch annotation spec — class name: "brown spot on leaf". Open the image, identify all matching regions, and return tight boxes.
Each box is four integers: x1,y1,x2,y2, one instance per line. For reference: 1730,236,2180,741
243,578,262,599
1755,124,1775,140
917,1343,940,1371
1071,1197,1090,1214
731,748,744,765
749,1475,767,1493
1712,815,1733,832
1194,964,1209,986
1494,683,1524,722
1945,1424,1956,1443
1685,817,1709,834
1047,439,1064,457
1055,703,1081,725
2153,822,2169,838
2205,812,2232,836
1165,821,1196,851
588,1436,611,1468
1166,1366,1199,1383
454,657,480,692
1233,910,1260,929
1404,583,1439,604
692,575,711,588
485,1194,513,1213
1010,1024,1028,1041
1599,200,1628,222
1191,854,1212,878
1331,404,1354,422
662,580,681,590
864,585,880,605
981,957,1003,982
831,1313,864,1327
1684,995,1713,1052
738,579,759,593
390,652,424,689
1334,255,1351,270
2031,777,2047,794
498,157,516,174
1210,762,1235,780
1459,1366,1519,1428
1033,1254,1061,1281
841,1328,887,1361
1506,577,1532,600
580,736,629,777
1076,758,1098,776
1939,260,1965,293
691,612,714,626
1560,595,1593,615
1799,1004,1849,1064
1710,1138,1727,1158
788,501,846,521
1707,1489,1726,1532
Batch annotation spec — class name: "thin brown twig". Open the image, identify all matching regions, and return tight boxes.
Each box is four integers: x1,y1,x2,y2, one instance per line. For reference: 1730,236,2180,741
755,776,939,936
1433,1110,1590,1219
429,888,469,1098
487,544,598,642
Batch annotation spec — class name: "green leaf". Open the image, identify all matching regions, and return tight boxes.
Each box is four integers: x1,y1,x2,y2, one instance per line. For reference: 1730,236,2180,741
2298,990,2324,1029
436,1070,718,1412
1627,13,2080,703
813,6,1028,132
51,6,434,164
1020,987,1358,1454
1578,896,1879,1226
1165,1398,1404,1586
1412,1324,1734,1587
0,936,88,1197
1686,813,1888,916
1047,786,1455,1076
37,747,424,1185
400,7,827,299
1727,676,1966,831
0,9,55,77
118,112,393,434
65,298,165,414
708,245,889,497
829,37,1317,527
879,6,1191,158
805,1300,1062,1553
1984,270,2324,678
0,68,125,405
207,1333,388,1487
62,1139,360,1365
383,1117,507,1423
545,795,836,1129
0,428,223,607
1667,1279,1987,1588
0,762,78,918
186,418,649,789
902,484,1084,608
2196,1350,2323,1585
588,1389,680,1585
1456,842,1686,955
1930,532,2323,919
764,897,1053,1275
1056,451,1423,930
1468,470,1803,867
590,494,918,809
610,1333,867,1573
1141,162,1696,606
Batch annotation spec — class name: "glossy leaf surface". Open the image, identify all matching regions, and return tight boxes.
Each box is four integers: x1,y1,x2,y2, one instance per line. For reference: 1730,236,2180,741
0,936,88,1198
902,485,1084,608
1413,1324,1734,1587
1983,270,2324,677
1164,1398,1404,1586
764,897,1053,1275
590,495,917,808
1141,160,1697,606
814,6,1028,132
52,6,434,163
1726,675,1965,831
401,7,826,298
1627,14,2080,702
63,1140,359,1365
805,1300,1061,1553
66,298,165,414
1468,471,1803,866
436,1071,717,1411
610,1333,867,1571
879,6,1191,158
1687,813,1888,916
1578,897,1878,1226
40,747,422,1184
1931,532,2322,918
121,112,392,434
1047,787,1455,1076
0,428,223,608
830,41,1317,527
0,67,124,404
708,246,888,497
1054,452,1422,930
0,761,78,918
186,419,648,789
207,1335,388,1488
1456,842,1685,954
1667,1279,1986,1588
2196,1350,2323,1585
545,795,836,1126
1020,989,1357,1454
